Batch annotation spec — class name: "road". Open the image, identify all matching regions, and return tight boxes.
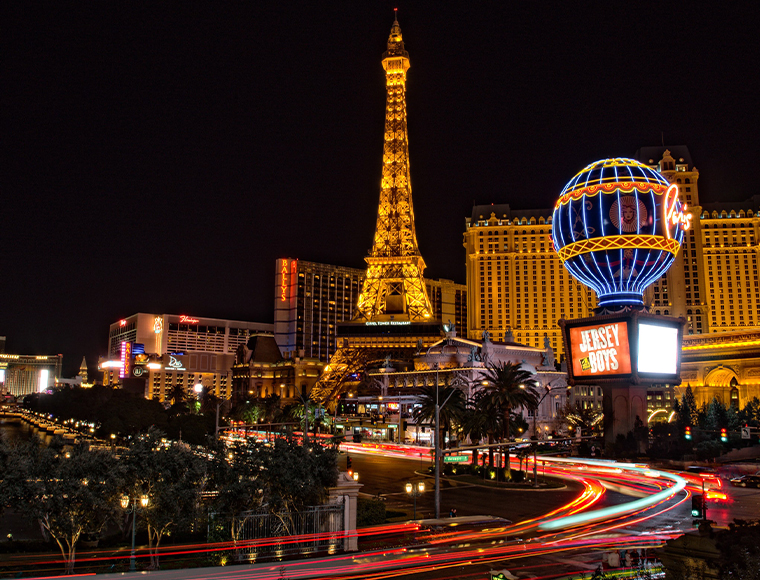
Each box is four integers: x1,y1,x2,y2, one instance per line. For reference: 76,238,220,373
19,453,760,580
346,451,584,524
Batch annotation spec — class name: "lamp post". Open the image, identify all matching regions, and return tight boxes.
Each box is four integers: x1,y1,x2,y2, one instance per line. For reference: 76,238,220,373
405,481,425,520
532,384,551,488
434,364,457,520
121,494,149,572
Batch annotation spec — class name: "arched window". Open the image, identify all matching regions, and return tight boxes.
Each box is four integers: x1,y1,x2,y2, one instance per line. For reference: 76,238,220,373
730,378,739,408
685,178,691,184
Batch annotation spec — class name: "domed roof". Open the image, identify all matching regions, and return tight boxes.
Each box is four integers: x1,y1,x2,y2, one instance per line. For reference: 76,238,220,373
557,158,670,206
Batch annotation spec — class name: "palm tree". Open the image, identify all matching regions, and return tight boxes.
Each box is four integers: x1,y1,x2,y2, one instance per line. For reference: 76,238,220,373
461,390,502,467
478,361,540,476
412,384,466,450
169,383,185,407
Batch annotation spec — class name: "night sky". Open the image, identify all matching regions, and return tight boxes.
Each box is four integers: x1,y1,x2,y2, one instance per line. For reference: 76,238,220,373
4,3,760,376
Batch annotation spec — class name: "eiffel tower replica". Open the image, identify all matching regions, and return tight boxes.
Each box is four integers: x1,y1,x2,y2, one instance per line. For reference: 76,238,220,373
311,14,441,406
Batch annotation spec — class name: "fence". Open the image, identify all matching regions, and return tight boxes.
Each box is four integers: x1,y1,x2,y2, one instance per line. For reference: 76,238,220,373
214,502,345,562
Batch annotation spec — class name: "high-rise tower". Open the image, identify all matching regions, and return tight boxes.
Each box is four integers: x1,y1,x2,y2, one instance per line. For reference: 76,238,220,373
311,15,441,406
354,14,433,322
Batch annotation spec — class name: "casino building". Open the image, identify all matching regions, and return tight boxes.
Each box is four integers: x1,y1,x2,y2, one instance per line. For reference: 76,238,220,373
101,313,273,402
0,352,63,397
463,206,596,360
465,147,759,363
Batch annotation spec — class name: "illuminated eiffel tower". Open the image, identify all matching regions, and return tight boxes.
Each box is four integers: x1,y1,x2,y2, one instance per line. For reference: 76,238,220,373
354,14,433,323
311,14,438,406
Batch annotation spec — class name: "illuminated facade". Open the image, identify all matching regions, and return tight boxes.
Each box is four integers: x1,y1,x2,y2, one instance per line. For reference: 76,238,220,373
463,206,595,359
274,258,466,363
639,148,760,334
679,329,760,408
231,333,324,403
353,16,433,323
465,148,760,360
102,313,273,402
0,353,62,397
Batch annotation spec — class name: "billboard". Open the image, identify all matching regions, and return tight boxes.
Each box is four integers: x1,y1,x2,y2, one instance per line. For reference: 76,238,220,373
569,321,631,378
561,312,684,385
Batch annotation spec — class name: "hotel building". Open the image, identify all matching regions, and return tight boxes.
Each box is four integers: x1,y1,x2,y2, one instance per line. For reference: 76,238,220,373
101,313,273,402
463,207,596,359
464,147,760,416
0,352,63,397
274,258,467,363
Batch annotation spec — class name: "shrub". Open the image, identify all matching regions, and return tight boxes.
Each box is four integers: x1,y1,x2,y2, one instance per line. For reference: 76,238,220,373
510,469,525,483
357,498,386,527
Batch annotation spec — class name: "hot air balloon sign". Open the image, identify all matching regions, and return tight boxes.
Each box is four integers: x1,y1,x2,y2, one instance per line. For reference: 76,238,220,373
551,158,691,310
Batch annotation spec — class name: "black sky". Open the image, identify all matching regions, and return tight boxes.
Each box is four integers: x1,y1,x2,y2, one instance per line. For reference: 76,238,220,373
3,2,760,376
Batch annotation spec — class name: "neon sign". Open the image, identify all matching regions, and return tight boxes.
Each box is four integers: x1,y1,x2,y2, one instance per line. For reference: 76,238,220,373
365,320,411,326
120,341,132,379
551,158,688,309
168,355,186,371
663,184,692,238
120,319,127,327
281,260,289,302
179,315,199,324
153,317,163,334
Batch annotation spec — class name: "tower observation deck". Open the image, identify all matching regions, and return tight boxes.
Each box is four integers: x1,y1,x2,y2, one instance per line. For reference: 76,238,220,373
311,15,440,406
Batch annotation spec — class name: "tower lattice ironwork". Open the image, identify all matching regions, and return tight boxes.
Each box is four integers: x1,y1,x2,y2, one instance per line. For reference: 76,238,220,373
353,15,433,323
311,16,436,406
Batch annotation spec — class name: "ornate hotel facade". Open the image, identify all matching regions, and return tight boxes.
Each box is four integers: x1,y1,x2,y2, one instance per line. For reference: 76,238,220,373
464,146,760,411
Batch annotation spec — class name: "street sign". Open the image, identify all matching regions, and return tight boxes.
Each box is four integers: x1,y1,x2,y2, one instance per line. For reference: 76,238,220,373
444,455,468,463
742,427,751,440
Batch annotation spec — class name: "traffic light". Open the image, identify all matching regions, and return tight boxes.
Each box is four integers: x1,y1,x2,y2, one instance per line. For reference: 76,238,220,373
347,456,352,470
685,426,692,440
720,428,728,442
691,494,704,518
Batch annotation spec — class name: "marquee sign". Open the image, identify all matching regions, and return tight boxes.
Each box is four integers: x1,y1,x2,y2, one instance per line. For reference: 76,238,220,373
560,312,684,385
179,315,199,324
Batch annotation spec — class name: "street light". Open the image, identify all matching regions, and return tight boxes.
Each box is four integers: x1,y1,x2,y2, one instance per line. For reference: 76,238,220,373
532,384,552,488
121,494,149,572
405,481,425,520
434,363,457,520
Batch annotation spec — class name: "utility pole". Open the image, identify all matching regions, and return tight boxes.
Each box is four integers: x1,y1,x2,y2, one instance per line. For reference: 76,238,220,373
435,365,440,519
434,364,457,520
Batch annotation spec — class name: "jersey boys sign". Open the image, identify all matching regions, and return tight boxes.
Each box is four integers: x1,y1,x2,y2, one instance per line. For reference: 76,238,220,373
570,322,631,377
560,311,684,386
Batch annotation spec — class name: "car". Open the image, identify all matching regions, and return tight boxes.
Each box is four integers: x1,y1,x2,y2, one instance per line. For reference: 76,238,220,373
681,466,722,490
730,475,760,488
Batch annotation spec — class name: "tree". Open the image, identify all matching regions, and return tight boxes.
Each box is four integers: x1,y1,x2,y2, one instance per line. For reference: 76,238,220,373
169,383,185,407
412,383,466,450
208,440,264,556
0,439,123,574
461,390,502,467
478,362,539,476
123,430,207,569
703,397,728,435
681,385,699,426
559,401,603,437
739,397,760,434
258,438,338,534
